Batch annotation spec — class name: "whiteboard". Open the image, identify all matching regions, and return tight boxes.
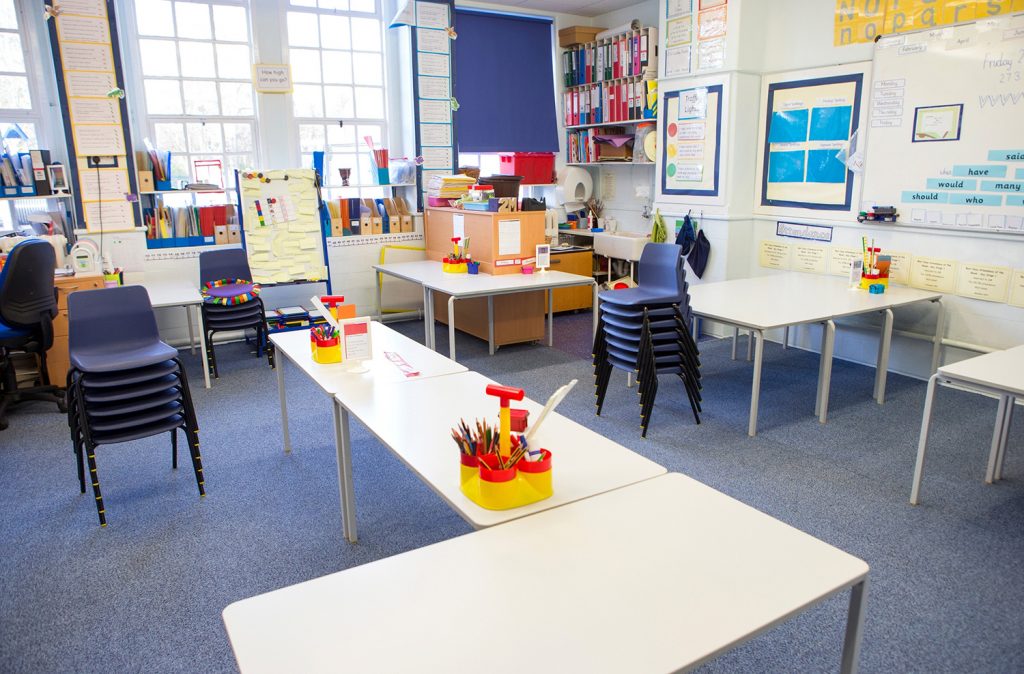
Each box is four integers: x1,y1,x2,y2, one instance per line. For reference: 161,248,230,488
862,12,1024,235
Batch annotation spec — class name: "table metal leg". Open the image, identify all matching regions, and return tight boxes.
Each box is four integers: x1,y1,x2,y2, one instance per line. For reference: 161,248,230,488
333,399,358,543
748,329,765,437
448,295,457,361
731,327,739,360
995,397,1014,482
376,273,383,320
627,372,633,388
547,289,554,347
277,354,292,453
782,326,789,350
874,308,894,404
840,578,869,674
930,299,945,374
422,286,432,347
185,306,196,355
591,283,599,338
691,317,699,343
197,305,211,389
910,373,940,505
986,395,1011,484
818,320,836,424
746,330,753,361
487,296,495,355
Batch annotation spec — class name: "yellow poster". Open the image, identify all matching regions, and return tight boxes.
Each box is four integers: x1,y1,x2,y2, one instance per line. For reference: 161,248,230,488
828,245,861,276
791,243,828,274
956,263,1011,302
759,240,791,270
910,256,958,293
1008,270,1024,308
834,0,1017,45
887,251,913,285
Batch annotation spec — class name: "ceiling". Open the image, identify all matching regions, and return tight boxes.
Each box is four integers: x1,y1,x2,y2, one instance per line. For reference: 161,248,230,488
470,0,645,18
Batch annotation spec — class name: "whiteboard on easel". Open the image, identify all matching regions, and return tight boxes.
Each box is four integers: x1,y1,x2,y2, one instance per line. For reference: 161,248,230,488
238,168,328,284
861,13,1024,235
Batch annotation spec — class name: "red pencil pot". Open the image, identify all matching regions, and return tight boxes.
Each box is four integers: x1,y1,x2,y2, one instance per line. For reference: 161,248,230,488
478,453,518,507
516,449,552,498
459,452,479,487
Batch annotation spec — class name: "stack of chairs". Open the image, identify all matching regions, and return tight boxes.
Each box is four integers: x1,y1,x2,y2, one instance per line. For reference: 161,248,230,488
66,286,204,526
198,249,273,380
593,243,702,437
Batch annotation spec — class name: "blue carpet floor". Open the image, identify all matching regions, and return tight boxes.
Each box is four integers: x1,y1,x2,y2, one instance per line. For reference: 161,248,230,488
1,314,1022,673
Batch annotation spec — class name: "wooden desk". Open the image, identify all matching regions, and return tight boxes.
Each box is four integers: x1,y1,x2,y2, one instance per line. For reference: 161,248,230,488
47,273,105,385
223,473,869,674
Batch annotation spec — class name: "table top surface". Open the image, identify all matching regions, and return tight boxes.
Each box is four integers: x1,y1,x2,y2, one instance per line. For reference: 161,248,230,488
223,472,868,674
374,260,594,295
689,272,941,330
270,322,467,395
127,275,203,308
333,369,666,529
938,343,1024,396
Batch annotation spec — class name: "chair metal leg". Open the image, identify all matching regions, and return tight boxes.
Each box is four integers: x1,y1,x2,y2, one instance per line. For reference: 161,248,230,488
171,428,178,469
83,442,106,527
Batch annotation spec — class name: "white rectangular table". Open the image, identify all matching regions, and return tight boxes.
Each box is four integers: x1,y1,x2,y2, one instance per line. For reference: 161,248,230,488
910,344,1024,504
332,369,666,539
224,473,870,674
689,273,943,436
132,276,211,389
271,322,468,538
374,260,598,360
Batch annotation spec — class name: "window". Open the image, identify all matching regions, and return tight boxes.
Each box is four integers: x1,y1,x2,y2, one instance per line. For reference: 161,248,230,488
128,0,258,187
287,0,389,200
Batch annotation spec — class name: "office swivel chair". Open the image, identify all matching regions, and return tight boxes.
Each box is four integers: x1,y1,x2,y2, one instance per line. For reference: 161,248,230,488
198,249,273,379
0,239,64,430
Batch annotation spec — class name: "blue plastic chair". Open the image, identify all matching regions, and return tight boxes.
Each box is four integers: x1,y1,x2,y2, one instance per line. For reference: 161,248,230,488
599,243,688,307
198,249,272,379
0,239,64,430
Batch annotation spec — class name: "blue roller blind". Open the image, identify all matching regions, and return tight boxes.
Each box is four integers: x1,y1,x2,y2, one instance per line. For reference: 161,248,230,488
453,9,559,153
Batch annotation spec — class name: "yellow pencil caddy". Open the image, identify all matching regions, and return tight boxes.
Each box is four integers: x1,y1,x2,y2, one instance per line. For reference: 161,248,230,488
459,450,553,510
312,338,341,364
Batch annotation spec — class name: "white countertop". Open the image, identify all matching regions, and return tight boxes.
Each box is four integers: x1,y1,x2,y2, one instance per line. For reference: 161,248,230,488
374,260,593,297
938,343,1024,396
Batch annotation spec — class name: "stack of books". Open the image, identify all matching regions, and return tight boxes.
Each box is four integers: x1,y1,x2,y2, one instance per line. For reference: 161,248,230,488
426,174,476,202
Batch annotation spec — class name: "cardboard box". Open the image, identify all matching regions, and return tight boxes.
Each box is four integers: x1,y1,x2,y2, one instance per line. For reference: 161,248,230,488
558,25,604,47
214,224,229,244
227,224,241,243
597,142,632,162
138,170,155,192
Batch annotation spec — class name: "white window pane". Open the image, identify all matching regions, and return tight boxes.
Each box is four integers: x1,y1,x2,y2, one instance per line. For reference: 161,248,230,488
321,50,352,84
144,79,182,114
170,155,190,183
219,82,254,115
223,123,253,152
183,80,220,115
350,18,380,51
0,0,17,30
292,84,323,117
299,124,325,153
480,154,501,176
212,5,248,42
0,122,36,154
225,154,252,174
287,12,319,47
290,0,316,6
154,123,187,152
136,0,174,37
175,2,212,39
187,122,223,152
178,41,212,77
356,124,381,146
354,86,383,118
350,0,375,12
216,44,251,79
333,153,358,183
355,154,374,185
319,0,349,9
319,15,350,50
289,48,322,83
0,33,25,72
324,85,354,117
326,123,355,149
139,39,179,76
352,52,382,86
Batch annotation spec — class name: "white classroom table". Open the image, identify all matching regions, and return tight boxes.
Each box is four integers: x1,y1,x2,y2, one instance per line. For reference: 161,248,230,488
271,322,468,538
332,369,666,540
130,275,211,389
910,344,1024,504
373,259,598,361
689,273,943,436
223,473,870,674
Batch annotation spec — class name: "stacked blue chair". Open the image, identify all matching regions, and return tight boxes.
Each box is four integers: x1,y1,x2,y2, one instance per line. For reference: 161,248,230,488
593,242,702,437
198,249,273,379
67,286,204,526
0,239,65,430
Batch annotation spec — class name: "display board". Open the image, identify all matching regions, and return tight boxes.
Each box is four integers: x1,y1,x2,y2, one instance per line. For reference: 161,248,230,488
238,169,329,285
861,12,1024,235
754,63,868,215
656,73,729,205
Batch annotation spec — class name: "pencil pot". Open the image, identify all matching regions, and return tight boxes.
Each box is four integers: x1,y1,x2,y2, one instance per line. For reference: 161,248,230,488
859,273,888,290
467,261,479,275
476,454,520,509
516,450,553,499
313,337,341,364
459,453,479,488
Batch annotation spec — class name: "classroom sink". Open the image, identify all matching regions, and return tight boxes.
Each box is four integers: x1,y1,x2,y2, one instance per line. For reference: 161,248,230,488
594,231,650,261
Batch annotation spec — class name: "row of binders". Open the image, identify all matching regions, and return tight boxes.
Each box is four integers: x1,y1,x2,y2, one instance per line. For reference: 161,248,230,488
144,204,238,243
326,196,416,236
563,77,654,127
562,26,658,88
1,149,52,196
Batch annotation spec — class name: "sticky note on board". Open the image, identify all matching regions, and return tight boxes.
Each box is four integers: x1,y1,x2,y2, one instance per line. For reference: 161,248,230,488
299,239,317,249
251,253,271,262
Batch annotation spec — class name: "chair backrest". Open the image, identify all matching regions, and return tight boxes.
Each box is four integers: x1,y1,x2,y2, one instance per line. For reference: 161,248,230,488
636,242,684,294
199,248,252,286
68,285,160,353
0,238,57,328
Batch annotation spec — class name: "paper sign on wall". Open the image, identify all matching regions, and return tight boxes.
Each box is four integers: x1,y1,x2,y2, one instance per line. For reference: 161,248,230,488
254,64,292,93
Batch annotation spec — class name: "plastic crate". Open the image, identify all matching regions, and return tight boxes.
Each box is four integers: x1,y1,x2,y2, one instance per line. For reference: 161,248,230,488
499,152,555,185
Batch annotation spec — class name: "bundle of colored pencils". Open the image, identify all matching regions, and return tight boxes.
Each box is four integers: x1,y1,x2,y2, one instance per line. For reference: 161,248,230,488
450,418,531,469
311,325,337,341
